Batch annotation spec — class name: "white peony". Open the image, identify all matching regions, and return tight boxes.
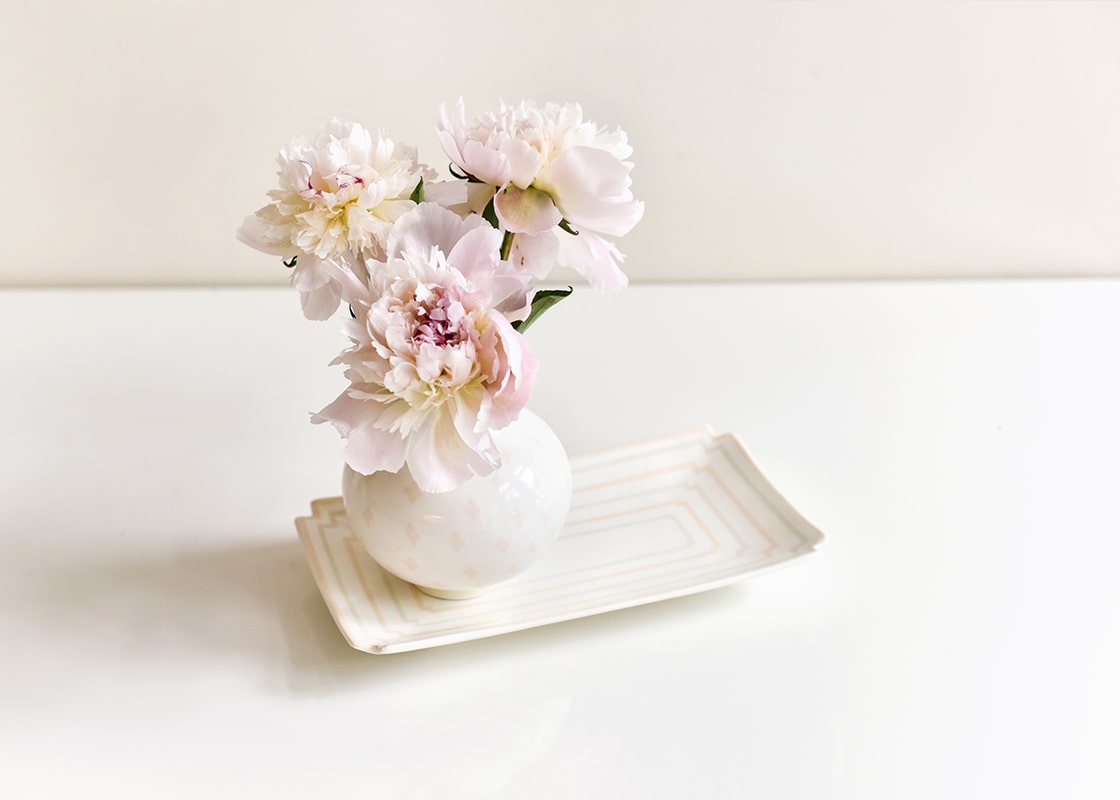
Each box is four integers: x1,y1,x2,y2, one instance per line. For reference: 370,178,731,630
237,118,436,319
436,99,643,293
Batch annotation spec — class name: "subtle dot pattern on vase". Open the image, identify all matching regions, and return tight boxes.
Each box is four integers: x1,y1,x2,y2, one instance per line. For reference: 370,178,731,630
342,410,572,597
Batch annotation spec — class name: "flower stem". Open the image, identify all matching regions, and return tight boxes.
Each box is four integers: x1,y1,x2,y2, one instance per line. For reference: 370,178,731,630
499,230,515,261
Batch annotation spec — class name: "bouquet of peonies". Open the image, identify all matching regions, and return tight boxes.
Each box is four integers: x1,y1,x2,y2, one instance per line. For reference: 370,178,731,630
238,100,642,493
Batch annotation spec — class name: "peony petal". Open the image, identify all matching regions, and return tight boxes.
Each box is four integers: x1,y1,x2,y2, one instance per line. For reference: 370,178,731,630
406,410,494,493
289,254,332,292
508,230,560,279
447,226,503,284
460,139,510,187
463,182,498,215
435,127,464,169
494,185,562,234
448,384,491,446
328,259,370,308
312,388,368,433
537,146,644,237
490,273,534,320
435,99,468,165
298,279,342,320
386,202,479,261
343,424,407,475
556,228,628,294
422,179,469,209
484,312,538,426
236,211,295,257
499,138,544,189
313,391,408,475
372,198,415,224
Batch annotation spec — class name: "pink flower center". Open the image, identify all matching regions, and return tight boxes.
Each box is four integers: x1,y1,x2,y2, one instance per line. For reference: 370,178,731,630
300,161,366,196
412,287,469,347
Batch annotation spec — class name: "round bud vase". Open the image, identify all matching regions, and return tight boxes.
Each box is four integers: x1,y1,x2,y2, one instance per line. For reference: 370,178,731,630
341,410,572,599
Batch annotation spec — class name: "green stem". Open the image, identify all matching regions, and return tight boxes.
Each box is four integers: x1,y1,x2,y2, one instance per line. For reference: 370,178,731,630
499,230,515,261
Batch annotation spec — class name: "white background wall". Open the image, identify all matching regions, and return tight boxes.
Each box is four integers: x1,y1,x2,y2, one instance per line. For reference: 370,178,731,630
2,0,1118,287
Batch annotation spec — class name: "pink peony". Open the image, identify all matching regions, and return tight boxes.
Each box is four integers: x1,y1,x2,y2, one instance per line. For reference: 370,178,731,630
312,204,537,493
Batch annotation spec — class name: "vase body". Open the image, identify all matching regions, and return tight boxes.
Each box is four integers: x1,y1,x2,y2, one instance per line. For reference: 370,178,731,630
341,410,571,599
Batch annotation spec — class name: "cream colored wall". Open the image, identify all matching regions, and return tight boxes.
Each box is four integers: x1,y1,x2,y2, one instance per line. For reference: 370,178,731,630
2,1,1118,287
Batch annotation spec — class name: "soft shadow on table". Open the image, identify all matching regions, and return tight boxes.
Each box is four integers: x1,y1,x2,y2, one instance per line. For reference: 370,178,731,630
29,535,751,697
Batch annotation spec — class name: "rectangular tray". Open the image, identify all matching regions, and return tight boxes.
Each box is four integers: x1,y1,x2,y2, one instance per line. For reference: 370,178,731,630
296,428,824,654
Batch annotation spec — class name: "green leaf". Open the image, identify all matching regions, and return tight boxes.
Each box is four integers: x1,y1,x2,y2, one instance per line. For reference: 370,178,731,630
482,196,500,229
512,287,574,333
409,178,425,204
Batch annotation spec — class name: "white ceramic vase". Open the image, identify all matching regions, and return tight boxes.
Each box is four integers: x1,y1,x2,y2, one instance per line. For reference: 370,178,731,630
341,410,572,599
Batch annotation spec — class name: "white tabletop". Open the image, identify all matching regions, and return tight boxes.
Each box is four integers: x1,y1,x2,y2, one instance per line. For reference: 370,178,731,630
1,281,1117,798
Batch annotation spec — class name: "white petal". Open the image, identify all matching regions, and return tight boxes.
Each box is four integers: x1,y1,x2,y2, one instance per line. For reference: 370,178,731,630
494,185,562,234
406,410,493,493
537,146,644,237
298,280,342,320
386,203,476,261
236,211,294,257
509,230,560,279
313,392,408,475
499,138,544,189
290,255,332,291
345,425,407,475
490,273,533,320
423,179,469,209
447,226,502,284
435,99,468,164
461,139,510,186
557,229,628,294
435,127,464,168
330,260,371,308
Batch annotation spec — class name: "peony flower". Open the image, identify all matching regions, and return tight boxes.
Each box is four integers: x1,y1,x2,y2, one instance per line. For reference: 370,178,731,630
436,99,643,293
312,203,537,493
237,118,437,319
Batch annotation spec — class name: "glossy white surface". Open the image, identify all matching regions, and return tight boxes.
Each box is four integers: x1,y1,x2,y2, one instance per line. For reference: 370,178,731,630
1,283,1118,798
341,409,572,598
305,429,822,653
